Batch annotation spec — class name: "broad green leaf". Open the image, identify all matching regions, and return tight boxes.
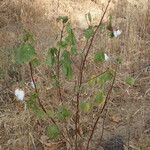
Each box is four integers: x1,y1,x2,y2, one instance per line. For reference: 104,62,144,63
57,40,68,49
80,102,92,113
84,27,94,40
98,70,113,86
61,50,73,80
95,91,105,104
16,44,36,64
88,75,97,87
46,48,57,66
125,77,135,86
71,45,78,55
56,107,72,121
31,57,40,67
47,110,55,118
66,23,77,45
47,125,61,140
94,51,105,63
57,16,68,23
27,94,46,119
64,23,78,55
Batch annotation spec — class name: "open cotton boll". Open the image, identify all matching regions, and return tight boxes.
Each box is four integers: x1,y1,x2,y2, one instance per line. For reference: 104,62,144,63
15,89,25,101
30,81,35,88
104,53,109,61
113,30,122,37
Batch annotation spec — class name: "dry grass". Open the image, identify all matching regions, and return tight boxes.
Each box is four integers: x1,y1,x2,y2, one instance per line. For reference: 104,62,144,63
0,0,150,150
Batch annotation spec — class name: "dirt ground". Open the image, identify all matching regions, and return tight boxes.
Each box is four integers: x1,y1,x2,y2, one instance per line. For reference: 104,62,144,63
0,0,150,150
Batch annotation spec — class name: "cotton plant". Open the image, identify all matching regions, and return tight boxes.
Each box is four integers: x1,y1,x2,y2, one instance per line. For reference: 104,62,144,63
14,3,121,148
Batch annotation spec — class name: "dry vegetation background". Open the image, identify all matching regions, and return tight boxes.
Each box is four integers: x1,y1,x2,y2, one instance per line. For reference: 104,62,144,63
0,0,150,150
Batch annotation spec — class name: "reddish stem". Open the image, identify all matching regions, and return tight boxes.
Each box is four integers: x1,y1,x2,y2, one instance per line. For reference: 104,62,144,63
56,23,65,102
86,65,117,150
75,1,112,149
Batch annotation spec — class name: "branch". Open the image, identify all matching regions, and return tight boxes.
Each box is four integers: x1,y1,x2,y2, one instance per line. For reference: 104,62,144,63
83,69,109,84
75,0,112,149
29,62,71,145
56,23,65,103
86,65,117,150
29,62,47,113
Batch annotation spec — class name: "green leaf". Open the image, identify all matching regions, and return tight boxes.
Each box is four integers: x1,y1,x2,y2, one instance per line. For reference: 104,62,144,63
46,48,57,66
80,102,92,113
47,110,55,118
57,16,68,23
61,50,73,80
88,76,97,87
66,23,77,45
57,107,72,121
16,44,36,64
98,70,113,86
84,27,94,40
27,94,46,119
95,91,105,104
125,77,135,86
94,51,105,63
57,40,68,49
71,45,78,55
47,125,61,140
31,57,40,67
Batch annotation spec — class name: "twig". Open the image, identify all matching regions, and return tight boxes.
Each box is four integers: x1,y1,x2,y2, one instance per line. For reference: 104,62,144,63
86,65,117,150
29,62,71,145
56,23,65,103
29,62,58,123
81,0,112,73
99,108,108,143
29,63,57,124
81,39,89,54
83,69,109,84
75,0,112,149
29,62,47,113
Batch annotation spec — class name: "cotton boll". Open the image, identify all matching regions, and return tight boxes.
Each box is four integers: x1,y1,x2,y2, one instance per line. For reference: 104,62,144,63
104,53,109,61
113,30,122,37
30,81,35,88
15,89,25,101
